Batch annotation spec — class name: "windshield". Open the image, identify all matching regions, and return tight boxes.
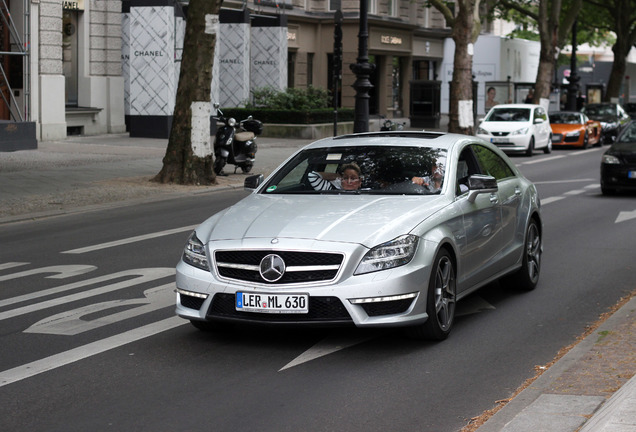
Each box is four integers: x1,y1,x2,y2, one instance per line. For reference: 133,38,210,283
485,108,530,122
618,122,636,143
262,145,447,195
583,104,615,116
550,113,581,124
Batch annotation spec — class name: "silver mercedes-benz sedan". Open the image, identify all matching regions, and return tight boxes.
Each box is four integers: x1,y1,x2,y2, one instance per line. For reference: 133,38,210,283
176,131,542,340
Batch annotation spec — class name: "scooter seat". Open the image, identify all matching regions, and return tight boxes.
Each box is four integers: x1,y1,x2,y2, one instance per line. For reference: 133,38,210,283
235,131,255,141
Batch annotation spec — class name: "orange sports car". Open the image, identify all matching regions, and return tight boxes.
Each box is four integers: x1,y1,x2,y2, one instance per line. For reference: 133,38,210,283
550,111,602,148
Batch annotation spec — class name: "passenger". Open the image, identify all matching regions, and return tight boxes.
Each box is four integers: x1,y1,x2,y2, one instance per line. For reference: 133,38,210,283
411,160,443,193
308,162,362,191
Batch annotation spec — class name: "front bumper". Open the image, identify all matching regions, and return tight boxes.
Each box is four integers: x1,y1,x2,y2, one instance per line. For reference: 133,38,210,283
476,134,531,152
175,240,436,328
601,163,636,190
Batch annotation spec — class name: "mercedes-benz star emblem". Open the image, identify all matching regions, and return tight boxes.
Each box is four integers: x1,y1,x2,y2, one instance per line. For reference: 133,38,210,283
259,254,286,282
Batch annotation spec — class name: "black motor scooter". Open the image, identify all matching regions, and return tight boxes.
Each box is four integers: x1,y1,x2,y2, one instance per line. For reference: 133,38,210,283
213,104,262,175
380,117,406,131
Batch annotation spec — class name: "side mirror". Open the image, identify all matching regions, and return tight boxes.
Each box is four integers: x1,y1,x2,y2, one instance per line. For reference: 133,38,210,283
244,174,264,190
467,174,498,203
213,102,220,109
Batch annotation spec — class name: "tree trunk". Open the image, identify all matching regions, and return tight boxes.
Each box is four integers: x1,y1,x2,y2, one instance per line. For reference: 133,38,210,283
532,0,562,104
448,0,478,135
604,0,636,102
153,0,221,185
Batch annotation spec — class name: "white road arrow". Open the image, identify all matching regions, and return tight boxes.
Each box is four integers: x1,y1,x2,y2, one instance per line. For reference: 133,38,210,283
615,210,636,224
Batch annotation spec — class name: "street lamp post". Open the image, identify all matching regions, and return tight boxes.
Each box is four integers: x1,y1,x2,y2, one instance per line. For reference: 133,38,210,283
350,0,375,133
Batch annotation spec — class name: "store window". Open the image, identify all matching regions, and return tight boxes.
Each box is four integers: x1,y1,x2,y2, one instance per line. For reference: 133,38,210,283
62,10,79,106
288,51,296,88
388,0,398,17
307,53,314,86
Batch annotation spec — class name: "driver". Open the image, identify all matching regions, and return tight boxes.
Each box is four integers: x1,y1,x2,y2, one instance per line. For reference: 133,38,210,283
411,160,444,193
308,163,362,191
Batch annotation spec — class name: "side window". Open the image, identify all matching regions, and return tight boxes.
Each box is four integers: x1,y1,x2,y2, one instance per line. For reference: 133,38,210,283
456,147,480,195
471,145,515,181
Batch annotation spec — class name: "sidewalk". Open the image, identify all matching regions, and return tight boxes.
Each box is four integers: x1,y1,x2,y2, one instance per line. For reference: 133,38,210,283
0,130,634,431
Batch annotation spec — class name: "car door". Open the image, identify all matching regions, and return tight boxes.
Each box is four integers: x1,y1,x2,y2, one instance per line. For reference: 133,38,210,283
453,146,505,292
533,107,550,147
472,144,524,272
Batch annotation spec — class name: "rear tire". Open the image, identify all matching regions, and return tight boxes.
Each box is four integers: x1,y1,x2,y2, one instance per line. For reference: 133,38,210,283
543,136,552,154
405,249,456,341
505,219,541,291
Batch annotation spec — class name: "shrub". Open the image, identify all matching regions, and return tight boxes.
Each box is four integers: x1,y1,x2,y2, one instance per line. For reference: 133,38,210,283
247,86,332,110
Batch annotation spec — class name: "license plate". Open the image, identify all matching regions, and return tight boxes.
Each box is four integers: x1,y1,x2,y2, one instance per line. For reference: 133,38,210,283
629,171,636,179
491,137,509,144
236,292,308,314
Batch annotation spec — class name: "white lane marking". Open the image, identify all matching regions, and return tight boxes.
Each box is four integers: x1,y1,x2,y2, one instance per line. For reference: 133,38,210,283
564,189,587,196
0,265,97,282
519,155,566,165
280,333,379,371
540,196,566,205
62,225,198,254
616,210,636,224
0,262,29,271
24,284,174,335
533,179,596,185
0,317,186,388
0,268,174,317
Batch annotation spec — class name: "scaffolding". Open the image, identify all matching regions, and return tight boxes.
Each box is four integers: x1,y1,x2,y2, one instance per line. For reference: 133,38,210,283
0,0,30,122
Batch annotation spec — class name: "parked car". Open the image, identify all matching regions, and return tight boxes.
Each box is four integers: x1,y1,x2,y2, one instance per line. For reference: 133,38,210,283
601,121,636,195
582,102,630,144
176,131,543,341
550,111,602,148
476,104,552,156
623,102,636,119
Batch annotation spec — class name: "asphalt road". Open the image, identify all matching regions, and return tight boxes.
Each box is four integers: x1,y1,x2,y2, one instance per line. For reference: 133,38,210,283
1,145,635,432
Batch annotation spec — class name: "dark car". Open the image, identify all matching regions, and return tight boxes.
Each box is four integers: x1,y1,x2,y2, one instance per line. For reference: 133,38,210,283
582,103,631,144
601,121,636,195
624,102,636,119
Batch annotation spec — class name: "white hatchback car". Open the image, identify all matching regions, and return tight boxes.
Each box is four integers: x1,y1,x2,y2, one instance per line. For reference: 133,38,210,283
477,104,553,156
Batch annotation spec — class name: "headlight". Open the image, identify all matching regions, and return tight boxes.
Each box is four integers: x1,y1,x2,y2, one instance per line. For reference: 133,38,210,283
183,232,209,271
566,131,580,138
354,235,419,275
228,117,237,127
602,154,621,165
510,127,529,136
477,127,489,135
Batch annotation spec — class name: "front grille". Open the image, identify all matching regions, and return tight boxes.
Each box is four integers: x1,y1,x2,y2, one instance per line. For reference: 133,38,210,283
207,293,352,324
360,298,415,317
564,135,580,143
492,132,509,137
215,250,344,284
180,294,206,310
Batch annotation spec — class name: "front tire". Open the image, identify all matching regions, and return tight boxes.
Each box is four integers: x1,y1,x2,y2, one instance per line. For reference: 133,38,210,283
526,137,535,157
214,156,227,175
405,249,456,341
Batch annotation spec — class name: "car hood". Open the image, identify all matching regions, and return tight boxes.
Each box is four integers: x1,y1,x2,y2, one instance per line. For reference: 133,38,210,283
480,121,531,132
608,142,636,156
196,194,449,248
551,124,582,133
